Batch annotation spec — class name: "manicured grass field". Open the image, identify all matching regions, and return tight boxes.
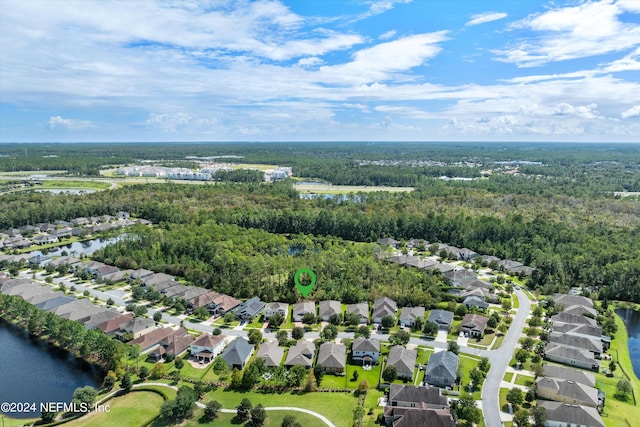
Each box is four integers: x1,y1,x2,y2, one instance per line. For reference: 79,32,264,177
201,388,358,427
39,179,111,190
67,391,164,427
184,408,326,426
514,374,534,386
503,371,514,382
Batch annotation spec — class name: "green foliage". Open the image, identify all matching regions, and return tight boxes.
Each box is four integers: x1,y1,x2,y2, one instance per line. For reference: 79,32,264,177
381,315,395,329
248,329,263,345
355,325,371,338
423,321,438,336
382,365,397,383
291,326,304,340
250,404,267,426
507,387,525,410
236,398,253,421
71,386,97,413
202,400,222,422
120,373,132,393
390,330,410,346
321,323,338,340
447,341,460,354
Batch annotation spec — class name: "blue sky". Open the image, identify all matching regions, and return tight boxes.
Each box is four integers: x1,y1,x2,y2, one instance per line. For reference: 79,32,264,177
1,0,639,142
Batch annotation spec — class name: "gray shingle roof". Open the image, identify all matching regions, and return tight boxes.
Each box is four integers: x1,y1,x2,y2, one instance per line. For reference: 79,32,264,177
221,337,254,367
256,341,285,368
352,337,380,353
542,365,596,388
537,401,604,427
536,376,599,407
428,310,454,327
387,346,417,377
317,342,346,369
284,340,315,367
425,351,459,387
388,384,448,406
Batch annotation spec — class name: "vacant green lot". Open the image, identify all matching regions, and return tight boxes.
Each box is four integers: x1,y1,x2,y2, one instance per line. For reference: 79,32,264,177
67,391,164,427
185,407,326,427
201,388,357,427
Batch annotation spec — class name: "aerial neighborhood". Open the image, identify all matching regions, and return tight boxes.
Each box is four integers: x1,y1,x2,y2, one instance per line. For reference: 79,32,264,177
0,214,631,427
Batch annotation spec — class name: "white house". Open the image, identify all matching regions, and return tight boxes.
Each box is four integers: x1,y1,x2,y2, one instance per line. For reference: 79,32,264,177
190,333,226,363
263,302,289,321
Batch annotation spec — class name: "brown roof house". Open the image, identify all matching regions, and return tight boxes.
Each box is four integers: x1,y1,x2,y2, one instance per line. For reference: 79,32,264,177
387,346,417,380
148,328,194,362
189,332,226,363
460,313,488,338
316,341,347,374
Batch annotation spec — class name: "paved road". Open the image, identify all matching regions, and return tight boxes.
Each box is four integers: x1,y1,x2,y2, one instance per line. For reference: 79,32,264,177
481,288,531,427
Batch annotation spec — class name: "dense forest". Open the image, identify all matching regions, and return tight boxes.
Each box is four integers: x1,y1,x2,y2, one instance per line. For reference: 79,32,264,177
1,169,639,302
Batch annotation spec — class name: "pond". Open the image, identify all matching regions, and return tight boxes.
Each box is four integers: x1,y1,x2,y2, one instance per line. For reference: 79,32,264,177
615,307,640,380
30,236,123,258
33,189,97,194
0,319,102,419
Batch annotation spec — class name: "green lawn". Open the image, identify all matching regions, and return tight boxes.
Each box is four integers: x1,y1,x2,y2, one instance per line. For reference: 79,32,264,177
499,387,510,412
201,388,358,427
491,333,506,350
503,372,514,383
512,293,520,309
514,374,534,387
184,407,326,427
67,391,164,427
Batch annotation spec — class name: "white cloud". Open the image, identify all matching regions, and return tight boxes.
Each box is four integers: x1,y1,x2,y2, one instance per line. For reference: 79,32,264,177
47,116,94,130
465,12,507,27
621,105,640,119
320,32,448,84
350,0,413,22
146,113,192,132
296,56,324,67
554,103,600,119
379,30,396,40
495,1,640,67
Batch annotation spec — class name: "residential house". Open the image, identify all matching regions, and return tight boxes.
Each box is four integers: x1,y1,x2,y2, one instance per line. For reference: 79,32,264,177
463,295,489,310
425,351,459,388
210,294,241,315
377,237,399,248
387,346,417,380
95,313,134,336
102,269,133,284
51,299,101,320
128,327,176,353
373,297,397,324
497,259,523,272
551,312,598,327
460,314,488,338
48,256,82,270
82,309,122,329
189,333,226,363
554,294,594,310
427,310,454,331
443,268,477,287
221,337,254,370
429,263,454,274
255,341,285,368
542,365,596,388
95,265,120,281
33,234,58,245
536,377,599,407
387,384,449,409
399,306,425,328
345,302,369,324
316,342,347,374
551,322,603,339
563,304,598,318
117,317,156,340
130,268,155,281
383,407,455,427
35,295,76,311
163,284,191,299
388,254,409,265
148,328,194,362
318,300,342,321
537,401,605,427
188,291,221,310
25,290,64,306
179,287,210,303
352,337,381,366
233,297,265,321
549,331,602,357
264,302,289,321
284,340,316,368
53,227,73,239
292,301,315,322
544,344,600,371
407,239,428,249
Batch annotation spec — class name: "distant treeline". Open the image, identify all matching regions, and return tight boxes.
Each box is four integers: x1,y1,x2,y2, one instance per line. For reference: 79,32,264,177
1,142,639,193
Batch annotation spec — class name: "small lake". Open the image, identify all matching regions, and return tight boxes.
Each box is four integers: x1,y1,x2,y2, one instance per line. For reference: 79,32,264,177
615,307,640,380
33,189,97,194
30,236,122,258
0,319,102,419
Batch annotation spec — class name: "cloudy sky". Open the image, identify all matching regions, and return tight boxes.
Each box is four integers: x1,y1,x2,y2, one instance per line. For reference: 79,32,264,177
1,0,639,142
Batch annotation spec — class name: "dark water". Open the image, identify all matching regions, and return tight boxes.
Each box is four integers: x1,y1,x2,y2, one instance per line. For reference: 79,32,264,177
0,319,102,419
30,236,122,258
615,308,640,380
